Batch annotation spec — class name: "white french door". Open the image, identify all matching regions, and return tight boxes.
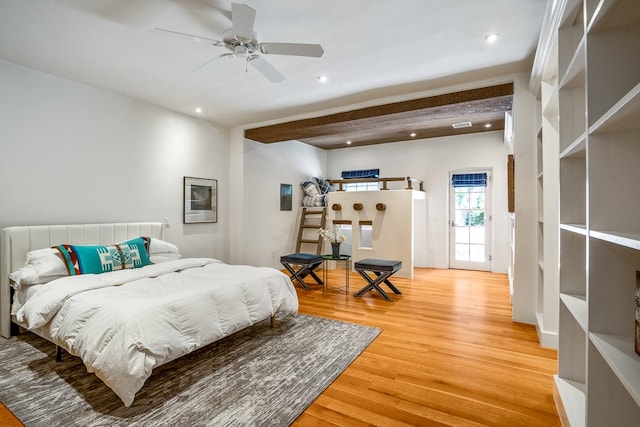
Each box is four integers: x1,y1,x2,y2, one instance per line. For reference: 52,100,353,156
449,170,492,271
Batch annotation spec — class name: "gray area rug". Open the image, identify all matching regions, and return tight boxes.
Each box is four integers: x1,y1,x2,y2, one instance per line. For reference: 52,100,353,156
0,314,380,426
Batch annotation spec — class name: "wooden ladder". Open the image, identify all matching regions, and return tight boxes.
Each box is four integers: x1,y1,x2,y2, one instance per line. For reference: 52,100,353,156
296,207,327,254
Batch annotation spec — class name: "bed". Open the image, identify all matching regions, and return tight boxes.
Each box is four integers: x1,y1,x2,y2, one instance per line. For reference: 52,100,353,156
0,222,298,407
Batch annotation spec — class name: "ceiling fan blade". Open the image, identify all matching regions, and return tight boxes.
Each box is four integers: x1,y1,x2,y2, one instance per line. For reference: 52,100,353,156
193,53,234,73
153,28,223,46
259,43,324,58
249,56,285,83
231,3,256,41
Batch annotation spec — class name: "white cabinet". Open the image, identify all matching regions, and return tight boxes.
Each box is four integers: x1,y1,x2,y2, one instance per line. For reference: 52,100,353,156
540,0,640,425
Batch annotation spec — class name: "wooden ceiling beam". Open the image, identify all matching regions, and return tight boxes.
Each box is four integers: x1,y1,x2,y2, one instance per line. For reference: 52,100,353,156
244,83,513,145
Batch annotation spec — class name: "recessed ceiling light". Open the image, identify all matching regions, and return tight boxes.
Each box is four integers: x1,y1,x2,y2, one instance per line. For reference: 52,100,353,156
346,140,352,145
195,107,203,114
484,123,492,128
410,132,417,138
317,74,328,83
484,33,500,43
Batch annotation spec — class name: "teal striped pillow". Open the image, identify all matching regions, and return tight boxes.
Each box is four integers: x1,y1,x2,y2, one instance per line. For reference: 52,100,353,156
55,237,151,276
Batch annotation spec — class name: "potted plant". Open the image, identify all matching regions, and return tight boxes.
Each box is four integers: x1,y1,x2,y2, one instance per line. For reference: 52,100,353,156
319,225,347,258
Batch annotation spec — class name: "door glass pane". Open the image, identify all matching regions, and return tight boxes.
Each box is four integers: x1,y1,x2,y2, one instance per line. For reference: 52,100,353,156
469,244,485,262
455,226,470,243
455,210,469,226
455,192,469,209
455,244,469,261
469,226,485,244
470,192,484,209
468,210,485,226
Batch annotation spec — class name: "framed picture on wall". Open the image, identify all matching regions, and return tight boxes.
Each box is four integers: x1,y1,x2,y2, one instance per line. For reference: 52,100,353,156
508,154,515,213
184,176,217,223
636,270,640,356
280,184,292,211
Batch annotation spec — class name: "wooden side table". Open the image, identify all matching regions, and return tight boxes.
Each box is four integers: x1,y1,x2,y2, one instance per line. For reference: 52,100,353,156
322,254,351,293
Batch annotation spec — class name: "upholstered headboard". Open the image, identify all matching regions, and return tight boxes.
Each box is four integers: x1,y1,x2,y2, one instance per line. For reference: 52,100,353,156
0,222,165,338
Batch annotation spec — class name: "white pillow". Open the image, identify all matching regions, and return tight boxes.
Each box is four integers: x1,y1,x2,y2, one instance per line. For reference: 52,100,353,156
147,238,181,263
10,247,68,288
149,238,180,255
9,265,66,289
25,248,68,276
150,253,183,263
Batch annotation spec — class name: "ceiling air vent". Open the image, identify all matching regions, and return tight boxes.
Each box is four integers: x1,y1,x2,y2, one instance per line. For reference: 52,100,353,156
452,121,472,129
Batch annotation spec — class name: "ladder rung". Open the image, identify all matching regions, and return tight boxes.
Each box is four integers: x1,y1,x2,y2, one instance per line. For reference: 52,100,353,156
300,239,320,243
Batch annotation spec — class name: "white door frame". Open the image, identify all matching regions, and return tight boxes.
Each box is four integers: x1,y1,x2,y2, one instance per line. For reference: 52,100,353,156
449,169,492,271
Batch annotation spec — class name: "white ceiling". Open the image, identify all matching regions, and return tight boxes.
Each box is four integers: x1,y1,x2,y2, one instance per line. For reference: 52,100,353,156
0,0,548,128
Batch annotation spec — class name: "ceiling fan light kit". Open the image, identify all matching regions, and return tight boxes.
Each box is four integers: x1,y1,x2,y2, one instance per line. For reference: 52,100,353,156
155,3,324,83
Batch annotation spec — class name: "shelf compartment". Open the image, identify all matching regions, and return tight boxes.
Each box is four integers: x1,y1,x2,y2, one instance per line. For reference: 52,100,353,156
590,82,640,134
589,238,640,337
587,337,640,426
558,0,585,83
589,131,640,233
590,333,640,407
588,0,640,33
537,177,544,221
561,293,588,332
558,302,587,385
560,228,587,296
537,132,544,177
558,75,587,152
587,24,640,126
559,39,586,90
560,147,586,225
559,133,586,159
559,87,586,152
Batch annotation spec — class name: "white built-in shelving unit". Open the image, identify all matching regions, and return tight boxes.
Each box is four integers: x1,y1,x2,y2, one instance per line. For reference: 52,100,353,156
548,0,640,425
535,28,560,349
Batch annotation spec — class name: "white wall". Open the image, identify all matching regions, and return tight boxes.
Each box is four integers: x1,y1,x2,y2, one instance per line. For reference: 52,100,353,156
0,60,230,260
242,139,327,269
326,132,510,272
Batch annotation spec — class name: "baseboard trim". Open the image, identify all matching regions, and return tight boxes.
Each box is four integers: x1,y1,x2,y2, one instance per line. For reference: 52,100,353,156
535,312,558,349
552,378,570,427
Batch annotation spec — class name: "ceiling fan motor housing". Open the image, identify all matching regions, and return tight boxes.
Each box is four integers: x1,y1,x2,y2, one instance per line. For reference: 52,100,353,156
222,28,258,57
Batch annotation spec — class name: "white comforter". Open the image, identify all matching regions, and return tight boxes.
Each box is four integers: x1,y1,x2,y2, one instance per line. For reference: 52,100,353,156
16,258,298,406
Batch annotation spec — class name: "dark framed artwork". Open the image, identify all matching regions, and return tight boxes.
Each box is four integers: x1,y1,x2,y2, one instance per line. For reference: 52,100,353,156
508,154,515,213
280,183,292,211
184,176,217,223
636,270,640,356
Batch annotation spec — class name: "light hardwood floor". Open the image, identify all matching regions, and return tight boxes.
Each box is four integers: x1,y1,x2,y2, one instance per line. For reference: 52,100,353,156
291,267,560,426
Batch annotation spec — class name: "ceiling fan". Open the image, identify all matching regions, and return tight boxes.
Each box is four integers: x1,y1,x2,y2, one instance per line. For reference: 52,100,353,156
154,3,324,83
